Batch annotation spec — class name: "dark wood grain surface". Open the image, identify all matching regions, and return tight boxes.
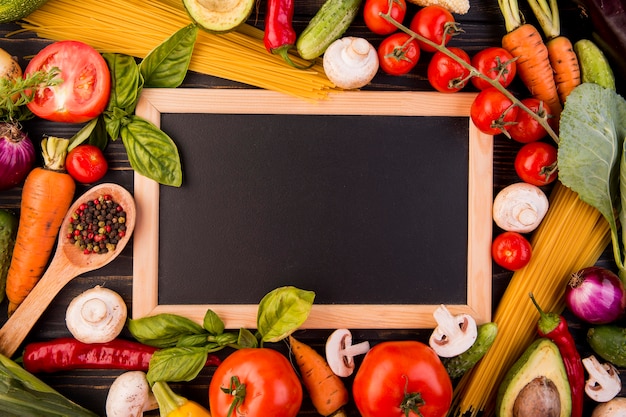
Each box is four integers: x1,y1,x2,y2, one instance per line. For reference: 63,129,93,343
0,0,620,415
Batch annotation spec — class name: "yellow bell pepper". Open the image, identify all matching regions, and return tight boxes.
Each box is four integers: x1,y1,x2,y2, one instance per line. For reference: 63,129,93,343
152,381,212,417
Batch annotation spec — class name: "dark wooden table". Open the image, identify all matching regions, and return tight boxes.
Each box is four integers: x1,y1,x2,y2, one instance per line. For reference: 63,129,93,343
0,0,620,415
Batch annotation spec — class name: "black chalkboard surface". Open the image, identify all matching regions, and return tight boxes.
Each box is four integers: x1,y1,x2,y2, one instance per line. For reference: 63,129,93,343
132,89,493,329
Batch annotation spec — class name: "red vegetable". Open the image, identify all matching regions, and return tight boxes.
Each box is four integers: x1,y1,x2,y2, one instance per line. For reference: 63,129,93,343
22,337,221,373
0,122,35,191
65,144,109,184
565,266,626,324
514,141,558,186
263,0,307,68
363,0,407,35
530,294,584,417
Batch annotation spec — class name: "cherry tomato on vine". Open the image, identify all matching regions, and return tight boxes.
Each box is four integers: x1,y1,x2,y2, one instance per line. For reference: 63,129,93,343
65,144,109,184
492,231,532,271
470,87,519,135
25,40,111,123
409,5,455,53
470,47,517,90
363,0,407,35
508,97,552,143
427,47,471,93
514,141,558,186
209,348,302,417
378,32,421,75
353,340,452,417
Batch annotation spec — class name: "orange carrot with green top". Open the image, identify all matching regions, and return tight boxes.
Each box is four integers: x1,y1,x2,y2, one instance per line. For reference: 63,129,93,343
5,136,75,316
289,335,348,417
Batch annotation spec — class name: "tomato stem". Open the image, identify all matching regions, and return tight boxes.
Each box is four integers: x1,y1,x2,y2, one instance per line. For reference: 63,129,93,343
400,375,426,417
221,375,247,417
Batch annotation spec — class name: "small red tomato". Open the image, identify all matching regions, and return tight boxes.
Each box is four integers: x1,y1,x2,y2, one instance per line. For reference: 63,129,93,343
470,47,517,90
409,5,455,53
492,231,532,271
363,0,407,35
65,144,109,184
514,141,558,186
470,87,519,135
427,47,471,93
508,98,552,143
378,32,421,75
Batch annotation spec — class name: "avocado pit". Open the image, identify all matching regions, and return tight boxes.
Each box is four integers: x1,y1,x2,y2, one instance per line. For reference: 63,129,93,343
513,376,561,417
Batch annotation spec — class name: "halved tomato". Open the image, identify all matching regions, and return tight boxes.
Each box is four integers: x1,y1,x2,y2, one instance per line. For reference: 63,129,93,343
25,40,110,123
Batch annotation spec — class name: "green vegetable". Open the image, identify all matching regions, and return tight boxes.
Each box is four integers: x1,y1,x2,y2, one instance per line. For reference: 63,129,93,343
0,352,98,416
182,0,255,33
557,83,626,282
587,325,626,368
442,322,498,379
574,39,616,90
0,0,49,24
296,0,363,60
257,286,315,343
0,209,17,304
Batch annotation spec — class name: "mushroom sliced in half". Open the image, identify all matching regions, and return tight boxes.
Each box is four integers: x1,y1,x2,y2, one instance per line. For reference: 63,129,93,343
325,329,370,377
583,355,622,403
429,304,477,358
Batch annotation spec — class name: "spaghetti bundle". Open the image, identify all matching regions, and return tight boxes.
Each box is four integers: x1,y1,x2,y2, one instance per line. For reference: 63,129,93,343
20,0,338,100
452,181,611,416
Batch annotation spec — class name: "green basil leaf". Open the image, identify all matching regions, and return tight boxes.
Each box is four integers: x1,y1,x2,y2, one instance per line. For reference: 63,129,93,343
147,347,208,384
87,116,110,150
176,334,210,348
121,115,183,187
127,313,205,347
140,24,198,88
257,286,315,343
203,309,225,335
103,53,142,113
68,118,99,151
237,328,259,348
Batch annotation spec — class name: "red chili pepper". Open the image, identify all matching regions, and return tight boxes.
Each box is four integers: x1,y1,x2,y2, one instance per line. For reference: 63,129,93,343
22,338,221,373
263,0,311,68
530,293,584,417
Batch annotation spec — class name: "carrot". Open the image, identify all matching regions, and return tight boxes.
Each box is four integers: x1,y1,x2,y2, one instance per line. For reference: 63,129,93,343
5,136,75,316
288,335,348,417
498,0,562,121
525,0,581,104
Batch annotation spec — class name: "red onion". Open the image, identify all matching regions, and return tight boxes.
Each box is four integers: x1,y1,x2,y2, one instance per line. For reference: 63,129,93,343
565,266,626,324
0,122,35,191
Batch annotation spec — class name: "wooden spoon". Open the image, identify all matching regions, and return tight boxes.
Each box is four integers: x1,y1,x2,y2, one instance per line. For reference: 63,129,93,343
0,183,136,357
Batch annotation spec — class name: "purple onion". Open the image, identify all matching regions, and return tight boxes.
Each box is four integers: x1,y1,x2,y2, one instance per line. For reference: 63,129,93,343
565,266,626,324
0,122,35,191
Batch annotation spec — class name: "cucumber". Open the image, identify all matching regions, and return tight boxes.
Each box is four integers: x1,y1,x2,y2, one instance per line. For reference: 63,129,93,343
0,209,18,304
574,39,616,91
296,0,363,61
0,0,49,24
587,325,626,368
442,322,498,379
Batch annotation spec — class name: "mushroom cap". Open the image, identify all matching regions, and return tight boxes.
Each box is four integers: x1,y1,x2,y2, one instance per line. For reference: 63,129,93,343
493,182,549,233
66,285,127,344
323,37,379,90
105,371,158,417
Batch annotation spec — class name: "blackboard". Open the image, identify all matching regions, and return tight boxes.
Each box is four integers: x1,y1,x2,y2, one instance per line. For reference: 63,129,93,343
132,89,493,329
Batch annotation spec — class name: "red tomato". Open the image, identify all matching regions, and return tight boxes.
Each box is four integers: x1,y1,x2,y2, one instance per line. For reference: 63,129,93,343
514,141,558,186
209,348,302,417
363,0,407,35
65,144,109,184
470,47,517,90
378,32,421,75
427,47,471,93
409,5,455,53
508,98,552,143
470,87,519,135
491,231,532,271
353,341,453,417
25,40,111,123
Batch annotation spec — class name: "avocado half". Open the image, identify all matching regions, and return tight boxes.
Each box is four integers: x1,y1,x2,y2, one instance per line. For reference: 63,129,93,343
496,338,571,417
182,0,254,33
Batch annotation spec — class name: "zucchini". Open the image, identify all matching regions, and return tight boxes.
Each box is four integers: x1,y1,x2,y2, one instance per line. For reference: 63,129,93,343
0,0,49,24
0,209,17,304
574,39,616,91
296,0,363,61
442,322,498,379
587,325,626,368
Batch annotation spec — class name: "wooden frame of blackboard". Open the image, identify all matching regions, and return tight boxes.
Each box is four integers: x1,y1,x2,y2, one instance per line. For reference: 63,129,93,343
132,88,493,329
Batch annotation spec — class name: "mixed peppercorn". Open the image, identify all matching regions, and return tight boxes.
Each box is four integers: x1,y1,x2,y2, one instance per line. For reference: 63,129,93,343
67,194,127,254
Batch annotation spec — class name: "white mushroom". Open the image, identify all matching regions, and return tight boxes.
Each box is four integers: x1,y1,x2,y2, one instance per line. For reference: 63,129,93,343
429,304,477,358
323,37,379,90
105,371,159,417
583,355,622,403
325,328,370,377
66,285,127,344
492,182,549,233
592,397,626,417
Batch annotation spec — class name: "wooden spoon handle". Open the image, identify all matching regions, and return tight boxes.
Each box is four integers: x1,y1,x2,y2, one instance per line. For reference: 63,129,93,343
0,256,80,357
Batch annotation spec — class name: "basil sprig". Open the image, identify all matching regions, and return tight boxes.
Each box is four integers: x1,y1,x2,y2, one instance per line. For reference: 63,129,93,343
127,286,315,384
72,24,198,186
